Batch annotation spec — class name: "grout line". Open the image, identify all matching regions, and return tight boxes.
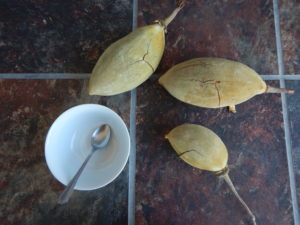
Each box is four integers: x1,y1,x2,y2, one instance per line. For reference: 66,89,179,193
261,75,300,80
0,73,90,79
128,89,137,225
128,0,138,225
2,73,300,80
273,1,300,224
132,0,138,31
273,1,284,75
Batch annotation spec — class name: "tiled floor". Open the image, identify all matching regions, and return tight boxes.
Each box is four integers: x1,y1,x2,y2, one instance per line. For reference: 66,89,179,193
138,0,278,74
136,78,293,225
287,81,300,213
280,0,300,74
0,0,299,225
0,0,132,73
0,79,131,225
0,1,132,225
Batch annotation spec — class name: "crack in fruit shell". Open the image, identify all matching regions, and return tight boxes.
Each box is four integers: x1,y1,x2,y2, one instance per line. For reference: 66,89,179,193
89,2,186,96
89,24,165,96
166,123,228,172
159,57,267,109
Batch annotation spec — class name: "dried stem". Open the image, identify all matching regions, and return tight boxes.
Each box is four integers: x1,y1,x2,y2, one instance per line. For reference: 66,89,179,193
163,0,185,27
221,172,257,225
228,105,237,113
265,85,294,94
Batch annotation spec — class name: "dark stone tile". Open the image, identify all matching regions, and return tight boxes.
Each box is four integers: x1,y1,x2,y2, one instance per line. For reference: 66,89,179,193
0,79,130,225
136,76,293,225
0,0,132,73
138,0,278,75
280,0,300,74
286,80,300,209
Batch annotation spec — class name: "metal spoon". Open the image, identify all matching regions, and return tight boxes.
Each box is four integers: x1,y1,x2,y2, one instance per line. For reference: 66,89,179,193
58,124,111,204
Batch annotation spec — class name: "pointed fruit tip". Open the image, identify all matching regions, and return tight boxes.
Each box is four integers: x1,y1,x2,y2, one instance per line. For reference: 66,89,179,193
158,77,163,85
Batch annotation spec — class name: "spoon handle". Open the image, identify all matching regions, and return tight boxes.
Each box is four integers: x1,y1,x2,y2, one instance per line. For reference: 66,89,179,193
58,149,95,204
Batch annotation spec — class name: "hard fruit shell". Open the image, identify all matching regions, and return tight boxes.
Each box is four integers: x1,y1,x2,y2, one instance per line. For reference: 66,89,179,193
89,24,165,96
159,58,267,108
166,124,228,172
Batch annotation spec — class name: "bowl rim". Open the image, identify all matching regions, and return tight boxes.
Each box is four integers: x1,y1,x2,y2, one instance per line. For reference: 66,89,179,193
44,103,130,190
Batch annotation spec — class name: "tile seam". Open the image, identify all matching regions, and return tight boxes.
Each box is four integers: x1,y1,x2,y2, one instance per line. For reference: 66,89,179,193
0,73,90,79
261,75,300,80
273,0,300,224
128,0,138,224
2,73,300,80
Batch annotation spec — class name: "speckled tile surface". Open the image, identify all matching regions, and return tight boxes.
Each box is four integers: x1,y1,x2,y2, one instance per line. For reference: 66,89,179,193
286,81,300,211
1,0,300,224
280,0,300,74
136,1,293,223
138,0,278,75
0,0,132,73
0,79,131,225
0,0,133,224
136,77,293,225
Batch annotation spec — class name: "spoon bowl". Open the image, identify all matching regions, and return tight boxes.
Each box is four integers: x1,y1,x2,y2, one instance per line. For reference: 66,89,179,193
92,124,111,149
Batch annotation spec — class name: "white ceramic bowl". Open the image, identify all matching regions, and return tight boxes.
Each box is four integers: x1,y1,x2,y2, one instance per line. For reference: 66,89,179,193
45,104,130,190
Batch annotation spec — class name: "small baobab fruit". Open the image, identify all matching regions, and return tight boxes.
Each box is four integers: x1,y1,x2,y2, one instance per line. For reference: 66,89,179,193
166,123,257,225
159,57,294,112
89,1,185,96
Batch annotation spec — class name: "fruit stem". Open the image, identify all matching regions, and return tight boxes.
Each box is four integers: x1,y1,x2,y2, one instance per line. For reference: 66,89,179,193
221,171,257,225
266,85,294,94
163,0,185,27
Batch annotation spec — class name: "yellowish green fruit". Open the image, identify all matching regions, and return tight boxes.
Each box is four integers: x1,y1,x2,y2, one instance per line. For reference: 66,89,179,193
89,1,185,96
166,123,257,225
159,57,294,112
166,123,228,171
